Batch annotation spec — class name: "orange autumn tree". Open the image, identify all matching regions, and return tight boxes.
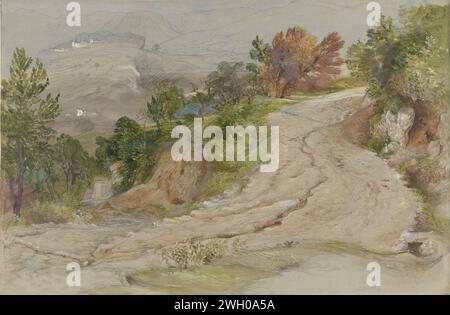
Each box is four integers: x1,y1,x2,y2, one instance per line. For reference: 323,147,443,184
261,27,345,98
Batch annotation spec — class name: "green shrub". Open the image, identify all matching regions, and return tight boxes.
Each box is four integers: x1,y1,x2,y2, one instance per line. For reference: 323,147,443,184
21,201,76,225
162,239,228,269
367,135,390,154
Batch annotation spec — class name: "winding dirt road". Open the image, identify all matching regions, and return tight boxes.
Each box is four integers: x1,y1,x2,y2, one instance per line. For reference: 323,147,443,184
1,88,448,294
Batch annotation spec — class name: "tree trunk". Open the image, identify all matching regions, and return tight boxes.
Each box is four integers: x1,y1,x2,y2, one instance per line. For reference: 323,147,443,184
46,178,56,201
156,120,162,134
64,168,70,192
279,83,290,99
13,144,25,216
7,177,17,214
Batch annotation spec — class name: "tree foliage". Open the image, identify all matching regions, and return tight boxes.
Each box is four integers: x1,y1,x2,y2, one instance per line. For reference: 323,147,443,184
147,81,185,133
100,117,156,191
206,62,248,105
54,134,90,193
260,27,345,98
1,48,61,215
346,5,448,114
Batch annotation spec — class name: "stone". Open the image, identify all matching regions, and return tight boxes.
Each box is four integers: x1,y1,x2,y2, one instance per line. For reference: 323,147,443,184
427,141,442,159
418,240,435,257
376,107,415,154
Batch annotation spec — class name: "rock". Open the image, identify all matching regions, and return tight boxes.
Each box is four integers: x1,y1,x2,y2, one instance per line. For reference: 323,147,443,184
385,142,400,155
387,107,415,147
427,141,442,159
393,230,444,258
418,240,435,257
376,107,415,154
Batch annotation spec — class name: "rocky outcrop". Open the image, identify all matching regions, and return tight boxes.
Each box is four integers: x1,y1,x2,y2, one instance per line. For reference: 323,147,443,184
375,107,415,154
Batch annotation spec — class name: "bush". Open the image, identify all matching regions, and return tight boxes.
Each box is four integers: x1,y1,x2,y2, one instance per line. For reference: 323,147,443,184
215,102,253,130
21,201,76,225
162,239,227,269
367,135,390,155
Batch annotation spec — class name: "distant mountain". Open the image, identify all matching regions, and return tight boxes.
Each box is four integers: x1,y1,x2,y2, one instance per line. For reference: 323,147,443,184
3,0,437,74
50,31,146,50
38,37,211,153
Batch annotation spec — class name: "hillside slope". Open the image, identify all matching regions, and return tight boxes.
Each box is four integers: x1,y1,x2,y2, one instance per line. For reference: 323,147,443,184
2,89,448,294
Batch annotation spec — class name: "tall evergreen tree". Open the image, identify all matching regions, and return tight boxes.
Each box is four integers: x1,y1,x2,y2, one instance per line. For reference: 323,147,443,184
1,48,61,215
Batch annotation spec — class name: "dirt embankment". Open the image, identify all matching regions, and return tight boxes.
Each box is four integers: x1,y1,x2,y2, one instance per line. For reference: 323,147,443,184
342,97,448,233
95,150,214,218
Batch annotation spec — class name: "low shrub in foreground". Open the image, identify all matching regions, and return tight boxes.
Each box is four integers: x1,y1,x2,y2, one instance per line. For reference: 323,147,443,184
162,239,227,269
21,201,76,225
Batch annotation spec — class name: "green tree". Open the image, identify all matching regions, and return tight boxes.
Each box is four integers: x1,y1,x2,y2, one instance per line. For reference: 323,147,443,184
206,62,247,106
245,36,272,99
54,134,90,192
147,95,166,134
94,136,111,175
190,91,213,118
1,48,61,215
29,144,58,201
146,81,185,133
156,81,185,121
249,35,271,64
106,117,155,190
346,9,446,114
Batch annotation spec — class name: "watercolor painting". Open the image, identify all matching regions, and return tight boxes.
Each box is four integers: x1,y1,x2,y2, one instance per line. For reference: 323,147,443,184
0,0,449,295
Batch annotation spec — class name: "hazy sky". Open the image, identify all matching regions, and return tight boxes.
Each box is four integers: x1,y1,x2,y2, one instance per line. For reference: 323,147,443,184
1,0,448,72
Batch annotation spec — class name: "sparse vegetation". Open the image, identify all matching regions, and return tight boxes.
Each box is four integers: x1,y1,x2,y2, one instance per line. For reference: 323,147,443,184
396,157,449,235
366,135,390,155
162,238,248,270
411,187,448,235
21,201,76,225
347,5,448,150
289,76,365,100
162,239,228,269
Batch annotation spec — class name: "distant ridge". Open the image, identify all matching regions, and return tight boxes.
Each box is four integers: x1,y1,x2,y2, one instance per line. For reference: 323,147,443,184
51,31,146,50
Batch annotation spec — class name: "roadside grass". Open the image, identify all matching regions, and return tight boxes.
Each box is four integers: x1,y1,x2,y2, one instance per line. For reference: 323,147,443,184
94,241,395,295
396,158,449,235
190,97,293,206
366,135,390,155
289,76,366,100
20,201,77,225
411,187,449,235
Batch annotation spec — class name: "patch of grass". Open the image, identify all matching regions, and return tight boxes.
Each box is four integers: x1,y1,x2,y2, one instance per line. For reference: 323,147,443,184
124,264,273,295
0,211,17,232
416,157,440,172
290,76,366,99
208,161,258,197
396,157,448,235
21,201,77,225
366,135,390,154
191,98,291,204
411,187,449,235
